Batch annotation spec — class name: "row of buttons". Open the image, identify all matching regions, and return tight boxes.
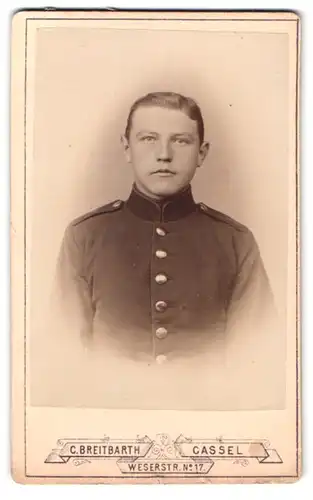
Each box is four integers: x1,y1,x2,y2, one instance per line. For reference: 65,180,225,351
154,227,169,348
111,214,168,363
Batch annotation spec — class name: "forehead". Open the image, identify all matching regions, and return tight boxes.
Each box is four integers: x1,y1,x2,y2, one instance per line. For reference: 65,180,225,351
130,106,198,135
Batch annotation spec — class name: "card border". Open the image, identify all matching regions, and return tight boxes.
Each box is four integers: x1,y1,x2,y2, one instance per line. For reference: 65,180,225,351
20,12,300,481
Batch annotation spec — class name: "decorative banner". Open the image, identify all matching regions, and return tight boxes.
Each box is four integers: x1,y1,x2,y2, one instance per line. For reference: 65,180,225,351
45,434,282,474
45,435,152,465
175,434,283,464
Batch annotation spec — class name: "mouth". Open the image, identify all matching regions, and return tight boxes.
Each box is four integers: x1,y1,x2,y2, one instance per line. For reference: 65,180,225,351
152,170,176,177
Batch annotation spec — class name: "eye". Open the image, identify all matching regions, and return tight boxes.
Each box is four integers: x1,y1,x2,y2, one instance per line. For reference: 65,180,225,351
140,135,156,143
173,137,190,145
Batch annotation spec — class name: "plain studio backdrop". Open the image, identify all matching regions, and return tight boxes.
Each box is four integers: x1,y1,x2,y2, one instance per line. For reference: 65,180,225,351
28,26,290,406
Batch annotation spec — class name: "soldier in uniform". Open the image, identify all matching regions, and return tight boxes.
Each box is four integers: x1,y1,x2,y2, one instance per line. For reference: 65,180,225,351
48,92,284,410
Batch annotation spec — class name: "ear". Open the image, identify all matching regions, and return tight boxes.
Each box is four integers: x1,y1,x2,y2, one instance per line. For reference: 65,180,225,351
197,141,210,168
121,134,132,163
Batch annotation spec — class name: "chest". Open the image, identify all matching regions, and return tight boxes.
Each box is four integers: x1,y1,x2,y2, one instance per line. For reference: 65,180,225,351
84,216,236,311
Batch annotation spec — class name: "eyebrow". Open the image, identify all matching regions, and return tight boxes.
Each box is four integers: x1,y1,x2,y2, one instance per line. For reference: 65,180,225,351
136,131,159,137
171,133,195,139
136,131,196,138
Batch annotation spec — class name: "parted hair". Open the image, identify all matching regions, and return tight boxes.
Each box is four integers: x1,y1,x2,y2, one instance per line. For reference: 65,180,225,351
125,91,205,144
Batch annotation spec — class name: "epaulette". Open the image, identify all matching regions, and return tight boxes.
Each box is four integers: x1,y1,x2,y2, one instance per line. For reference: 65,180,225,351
72,199,124,226
198,202,249,232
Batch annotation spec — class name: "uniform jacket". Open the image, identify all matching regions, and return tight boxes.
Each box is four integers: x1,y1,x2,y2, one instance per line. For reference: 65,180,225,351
54,184,277,366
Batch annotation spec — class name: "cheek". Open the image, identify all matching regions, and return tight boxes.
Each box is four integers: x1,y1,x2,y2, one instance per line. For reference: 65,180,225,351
131,147,155,166
175,145,198,158
174,148,199,171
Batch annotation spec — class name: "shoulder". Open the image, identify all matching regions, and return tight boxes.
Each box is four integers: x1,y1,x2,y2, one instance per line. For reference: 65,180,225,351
198,203,250,234
62,199,124,246
71,199,124,228
197,203,259,259
70,200,124,227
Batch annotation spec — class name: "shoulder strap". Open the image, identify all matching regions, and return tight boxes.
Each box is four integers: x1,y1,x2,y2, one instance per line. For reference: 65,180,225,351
198,203,248,232
72,200,124,226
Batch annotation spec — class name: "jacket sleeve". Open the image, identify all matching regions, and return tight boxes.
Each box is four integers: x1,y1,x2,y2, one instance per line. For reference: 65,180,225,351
50,223,94,345
225,230,285,409
227,230,276,329
31,224,95,406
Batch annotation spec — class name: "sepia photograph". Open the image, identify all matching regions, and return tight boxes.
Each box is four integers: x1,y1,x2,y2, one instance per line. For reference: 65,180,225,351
11,10,299,483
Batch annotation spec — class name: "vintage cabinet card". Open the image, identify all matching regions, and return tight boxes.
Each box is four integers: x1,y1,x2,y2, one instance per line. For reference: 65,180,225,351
11,10,300,484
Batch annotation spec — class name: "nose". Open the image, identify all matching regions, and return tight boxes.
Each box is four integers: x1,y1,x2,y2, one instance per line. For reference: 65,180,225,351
157,140,172,162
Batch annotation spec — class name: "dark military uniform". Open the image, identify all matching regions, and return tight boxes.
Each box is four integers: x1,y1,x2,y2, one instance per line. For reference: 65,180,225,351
55,184,275,358
46,184,284,410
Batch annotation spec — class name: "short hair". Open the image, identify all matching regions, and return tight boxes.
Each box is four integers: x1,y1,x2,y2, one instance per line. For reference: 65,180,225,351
124,92,205,144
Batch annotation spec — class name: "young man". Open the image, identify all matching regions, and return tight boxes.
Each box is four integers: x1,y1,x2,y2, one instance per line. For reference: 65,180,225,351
35,91,285,410
55,91,277,370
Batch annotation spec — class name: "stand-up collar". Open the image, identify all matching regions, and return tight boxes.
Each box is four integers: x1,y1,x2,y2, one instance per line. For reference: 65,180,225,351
126,184,197,222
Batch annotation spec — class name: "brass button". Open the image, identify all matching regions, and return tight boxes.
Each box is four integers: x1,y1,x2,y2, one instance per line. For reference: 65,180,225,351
155,249,167,259
155,300,168,312
112,200,122,208
155,274,168,284
155,327,168,339
156,227,166,237
156,354,167,364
